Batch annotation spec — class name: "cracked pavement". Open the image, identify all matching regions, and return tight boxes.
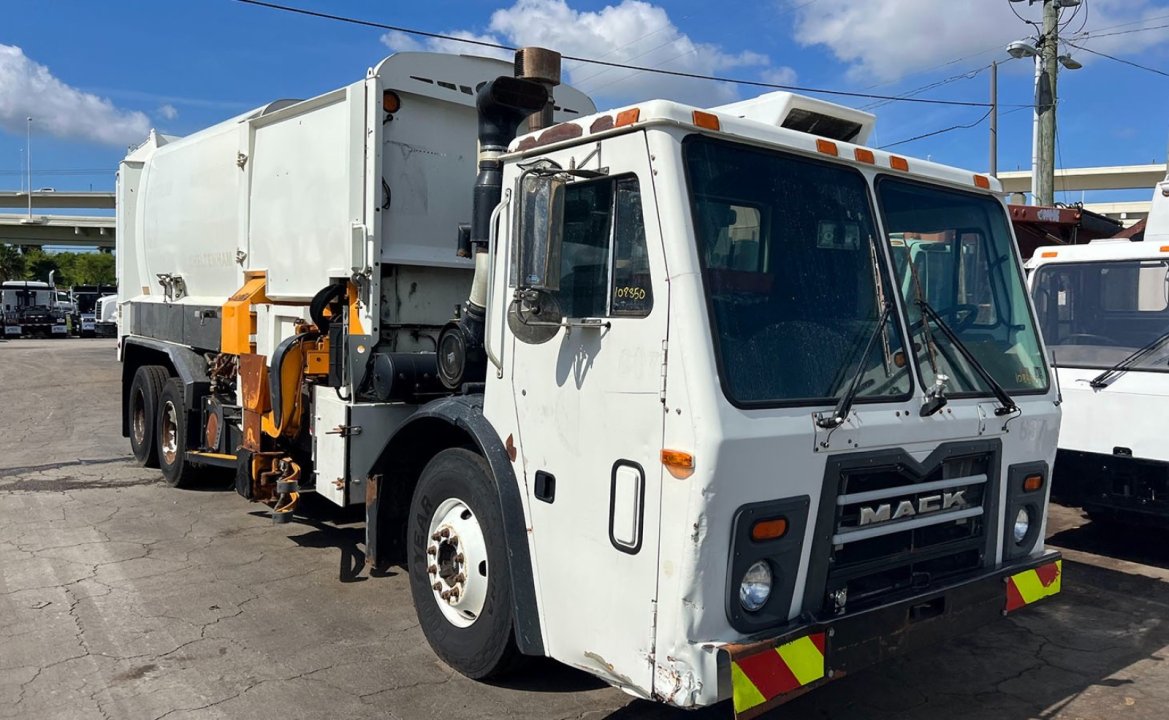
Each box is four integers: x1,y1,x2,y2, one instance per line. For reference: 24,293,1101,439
2,339,1169,719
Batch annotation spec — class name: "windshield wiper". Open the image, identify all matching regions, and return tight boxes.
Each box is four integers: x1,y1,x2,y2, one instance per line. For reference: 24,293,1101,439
1089,329,1169,388
817,301,892,429
918,300,1019,417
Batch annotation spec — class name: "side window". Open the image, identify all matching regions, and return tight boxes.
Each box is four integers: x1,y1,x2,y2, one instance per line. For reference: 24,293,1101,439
558,175,654,318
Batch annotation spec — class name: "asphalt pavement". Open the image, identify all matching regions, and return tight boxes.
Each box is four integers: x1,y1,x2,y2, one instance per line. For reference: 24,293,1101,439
2,338,1168,719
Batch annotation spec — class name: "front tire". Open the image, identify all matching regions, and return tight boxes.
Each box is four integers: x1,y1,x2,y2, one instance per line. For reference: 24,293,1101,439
128,365,170,467
157,378,200,488
408,448,520,679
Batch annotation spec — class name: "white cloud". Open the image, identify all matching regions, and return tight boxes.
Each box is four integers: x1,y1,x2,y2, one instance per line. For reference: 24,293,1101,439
157,103,179,121
0,44,150,145
788,0,1169,83
381,0,795,106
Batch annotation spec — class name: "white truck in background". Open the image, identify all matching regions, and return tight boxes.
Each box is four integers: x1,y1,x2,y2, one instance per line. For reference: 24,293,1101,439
115,48,1062,716
95,293,118,338
1027,176,1169,524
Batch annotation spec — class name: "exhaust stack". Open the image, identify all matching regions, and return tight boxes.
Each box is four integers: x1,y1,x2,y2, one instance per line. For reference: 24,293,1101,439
436,48,557,390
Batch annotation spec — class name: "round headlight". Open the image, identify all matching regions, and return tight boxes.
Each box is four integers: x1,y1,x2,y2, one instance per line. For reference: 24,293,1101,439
1013,507,1032,544
739,560,773,612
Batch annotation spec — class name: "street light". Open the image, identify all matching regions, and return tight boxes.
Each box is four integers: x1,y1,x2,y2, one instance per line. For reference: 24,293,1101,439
1007,40,1039,59
1058,54,1083,70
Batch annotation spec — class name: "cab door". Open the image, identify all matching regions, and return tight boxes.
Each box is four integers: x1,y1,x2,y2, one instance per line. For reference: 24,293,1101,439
506,131,668,695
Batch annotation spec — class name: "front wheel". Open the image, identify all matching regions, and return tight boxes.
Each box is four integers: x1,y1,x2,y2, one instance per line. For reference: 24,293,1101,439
407,448,520,679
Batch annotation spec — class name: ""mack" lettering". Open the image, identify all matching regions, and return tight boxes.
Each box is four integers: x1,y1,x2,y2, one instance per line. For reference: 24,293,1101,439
856,490,969,527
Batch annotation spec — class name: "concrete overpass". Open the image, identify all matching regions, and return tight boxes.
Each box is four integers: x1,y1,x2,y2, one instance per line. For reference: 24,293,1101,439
0,214,114,248
0,191,115,210
997,164,1166,227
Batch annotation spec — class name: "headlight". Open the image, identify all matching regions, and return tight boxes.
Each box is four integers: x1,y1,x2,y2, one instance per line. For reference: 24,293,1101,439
738,560,773,612
1013,507,1032,544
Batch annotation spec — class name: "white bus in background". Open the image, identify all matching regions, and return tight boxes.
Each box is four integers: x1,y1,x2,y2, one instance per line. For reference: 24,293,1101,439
1027,176,1169,524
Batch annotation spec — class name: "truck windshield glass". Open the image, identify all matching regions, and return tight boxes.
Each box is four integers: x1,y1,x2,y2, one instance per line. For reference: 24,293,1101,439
683,136,909,406
879,179,1048,394
1031,259,1169,371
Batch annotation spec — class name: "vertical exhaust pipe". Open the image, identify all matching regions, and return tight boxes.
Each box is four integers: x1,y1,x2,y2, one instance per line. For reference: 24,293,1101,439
436,48,557,390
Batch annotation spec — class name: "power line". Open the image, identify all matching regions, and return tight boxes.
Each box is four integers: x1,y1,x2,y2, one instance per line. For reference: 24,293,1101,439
234,0,1025,109
1067,41,1169,77
862,65,990,111
878,107,994,150
1070,22,1169,41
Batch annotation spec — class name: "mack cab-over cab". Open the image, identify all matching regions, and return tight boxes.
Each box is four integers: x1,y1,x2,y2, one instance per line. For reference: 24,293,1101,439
115,49,1062,717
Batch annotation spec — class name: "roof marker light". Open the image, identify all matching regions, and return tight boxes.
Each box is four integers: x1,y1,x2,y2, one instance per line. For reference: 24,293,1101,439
816,139,839,156
974,174,991,189
854,148,875,164
1161,245,1169,253
890,156,910,172
615,108,640,127
1041,250,1058,258
692,110,720,131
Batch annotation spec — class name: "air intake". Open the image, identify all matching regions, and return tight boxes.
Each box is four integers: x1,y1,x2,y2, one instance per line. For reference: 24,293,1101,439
711,92,876,145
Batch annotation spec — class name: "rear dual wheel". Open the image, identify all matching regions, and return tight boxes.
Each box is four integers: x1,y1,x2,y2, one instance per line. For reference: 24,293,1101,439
157,378,199,489
128,365,170,468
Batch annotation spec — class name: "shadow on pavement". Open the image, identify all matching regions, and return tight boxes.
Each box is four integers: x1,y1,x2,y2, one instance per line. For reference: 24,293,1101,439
1049,514,1169,571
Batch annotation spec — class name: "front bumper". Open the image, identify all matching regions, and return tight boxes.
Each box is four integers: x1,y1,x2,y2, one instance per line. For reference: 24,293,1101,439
723,552,1062,719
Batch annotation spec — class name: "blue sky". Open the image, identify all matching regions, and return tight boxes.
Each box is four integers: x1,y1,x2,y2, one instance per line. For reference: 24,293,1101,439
3,0,1168,204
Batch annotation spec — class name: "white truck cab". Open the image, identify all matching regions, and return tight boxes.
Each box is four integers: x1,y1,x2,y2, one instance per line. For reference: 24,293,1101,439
115,49,1062,717
1026,195,1169,522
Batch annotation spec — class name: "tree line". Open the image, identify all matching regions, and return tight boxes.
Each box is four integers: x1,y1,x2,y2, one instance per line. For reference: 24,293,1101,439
0,245,116,287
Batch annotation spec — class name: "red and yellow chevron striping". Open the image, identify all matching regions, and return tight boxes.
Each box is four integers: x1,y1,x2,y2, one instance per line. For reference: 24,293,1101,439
1005,559,1062,613
731,632,826,718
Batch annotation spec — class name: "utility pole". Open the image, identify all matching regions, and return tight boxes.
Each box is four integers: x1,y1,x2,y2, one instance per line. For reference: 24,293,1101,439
990,61,998,177
1035,0,1059,206
26,117,33,221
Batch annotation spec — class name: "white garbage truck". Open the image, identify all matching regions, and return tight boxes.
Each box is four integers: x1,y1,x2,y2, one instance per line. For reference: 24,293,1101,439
1027,176,1169,525
116,48,1062,717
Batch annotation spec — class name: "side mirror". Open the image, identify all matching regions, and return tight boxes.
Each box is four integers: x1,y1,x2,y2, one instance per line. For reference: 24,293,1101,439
515,173,566,292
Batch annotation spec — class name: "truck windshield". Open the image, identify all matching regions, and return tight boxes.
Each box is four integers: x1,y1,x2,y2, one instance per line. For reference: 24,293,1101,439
1031,259,1169,372
684,136,910,407
879,178,1048,395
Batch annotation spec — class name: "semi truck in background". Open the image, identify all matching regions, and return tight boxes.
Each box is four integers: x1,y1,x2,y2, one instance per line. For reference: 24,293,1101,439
1,280,70,338
115,48,1062,716
1028,175,1169,525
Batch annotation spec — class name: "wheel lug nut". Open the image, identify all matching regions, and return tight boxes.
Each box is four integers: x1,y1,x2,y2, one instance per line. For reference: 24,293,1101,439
448,537,458,547
454,573,466,584
431,532,442,541
454,553,464,563
426,546,437,556
440,590,451,600
432,582,442,591
449,588,460,599
427,565,438,575
439,528,450,538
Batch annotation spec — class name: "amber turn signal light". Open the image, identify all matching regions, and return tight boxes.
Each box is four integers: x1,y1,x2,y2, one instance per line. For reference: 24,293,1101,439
1023,474,1044,493
661,450,695,479
751,517,788,542
382,91,401,113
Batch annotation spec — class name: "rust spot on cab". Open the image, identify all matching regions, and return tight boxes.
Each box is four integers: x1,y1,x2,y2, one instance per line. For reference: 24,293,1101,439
590,115,615,133
505,434,517,462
